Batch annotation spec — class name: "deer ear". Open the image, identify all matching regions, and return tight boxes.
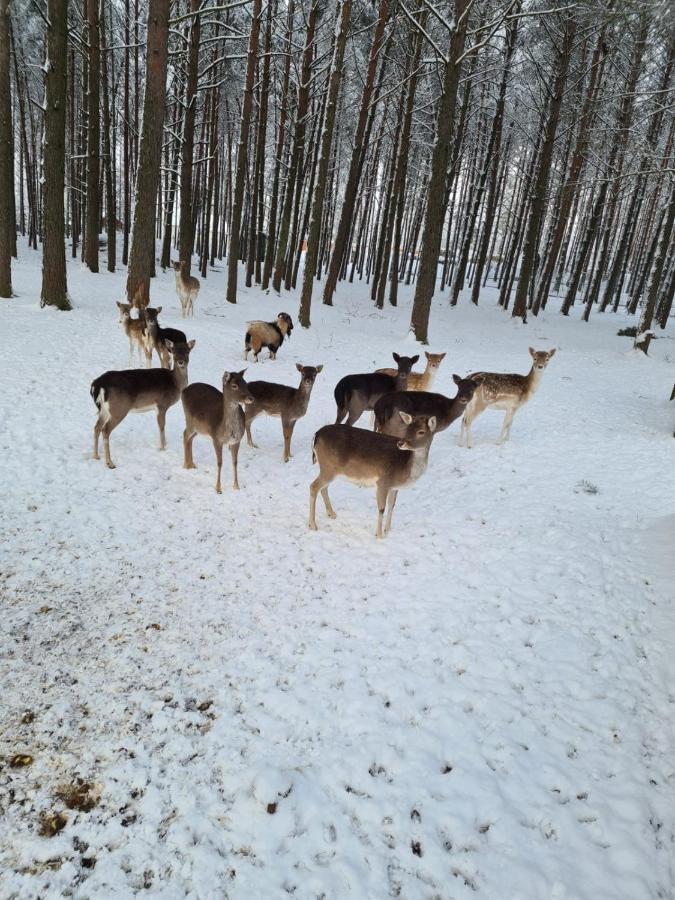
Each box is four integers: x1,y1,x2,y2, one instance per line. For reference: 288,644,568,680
165,339,174,352
238,368,247,377
156,306,162,315
116,301,123,309
398,410,413,424
296,363,304,373
223,372,231,383
548,348,556,358
439,352,446,360
187,339,196,351
453,374,462,385
411,355,420,365
316,364,323,373
529,347,536,357
428,416,437,432
392,352,400,363
425,351,431,360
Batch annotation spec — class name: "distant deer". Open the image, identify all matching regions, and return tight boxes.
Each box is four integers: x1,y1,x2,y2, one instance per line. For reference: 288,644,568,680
245,364,323,462
142,306,188,369
309,414,437,538
334,353,418,426
172,261,200,318
374,375,478,437
182,370,254,493
460,347,556,448
244,313,294,362
376,351,447,391
117,301,150,367
91,339,195,468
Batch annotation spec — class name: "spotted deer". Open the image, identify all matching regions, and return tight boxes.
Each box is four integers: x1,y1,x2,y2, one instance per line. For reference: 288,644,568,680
117,301,151,367
309,414,437,538
376,351,447,391
172,261,200,318
245,364,323,462
182,370,254,494
334,353,418,426
374,376,478,437
90,340,195,468
460,347,556,448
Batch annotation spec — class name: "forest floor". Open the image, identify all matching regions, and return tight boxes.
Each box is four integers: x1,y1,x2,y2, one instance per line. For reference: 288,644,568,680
1,244,674,899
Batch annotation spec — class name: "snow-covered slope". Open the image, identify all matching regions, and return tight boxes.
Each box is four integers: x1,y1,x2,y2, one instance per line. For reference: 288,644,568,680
1,247,674,899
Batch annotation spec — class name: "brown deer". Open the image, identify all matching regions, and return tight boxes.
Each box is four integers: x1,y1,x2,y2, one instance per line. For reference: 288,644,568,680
374,375,478,437
376,351,447,391
91,339,195,468
182,370,254,493
117,301,151,367
245,364,323,462
142,306,188,369
172,261,200,318
244,313,294,362
334,353,418,426
460,347,556,448
309,414,437,538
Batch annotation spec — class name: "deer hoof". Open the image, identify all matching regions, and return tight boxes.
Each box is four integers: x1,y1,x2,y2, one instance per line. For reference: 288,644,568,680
92,453,100,461
216,487,222,495
308,521,318,531
327,511,337,520
106,462,116,470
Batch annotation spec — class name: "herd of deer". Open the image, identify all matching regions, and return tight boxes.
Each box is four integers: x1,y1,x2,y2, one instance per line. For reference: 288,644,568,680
92,277,556,538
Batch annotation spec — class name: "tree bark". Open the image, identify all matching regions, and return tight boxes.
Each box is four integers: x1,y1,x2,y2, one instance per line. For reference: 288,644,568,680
178,0,200,276
0,0,13,297
126,0,170,307
84,0,100,272
409,0,469,344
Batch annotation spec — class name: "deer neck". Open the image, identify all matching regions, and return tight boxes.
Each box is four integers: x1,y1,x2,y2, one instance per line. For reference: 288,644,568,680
394,372,408,391
222,392,241,421
171,364,189,391
294,381,314,413
404,443,431,482
525,365,545,397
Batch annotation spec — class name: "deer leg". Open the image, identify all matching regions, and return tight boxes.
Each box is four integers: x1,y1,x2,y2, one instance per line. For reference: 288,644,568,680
375,483,389,538
345,400,365,427
282,419,295,462
128,338,134,368
309,474,331,530
102,414,124,469
183,429,197,468
214,440,223,494
157,407,167,450
384,489,398,534
245,410,259,448
335,405,347,425
321,487,336,519
230,442,240,490
93,419,102,459
497,409,515,444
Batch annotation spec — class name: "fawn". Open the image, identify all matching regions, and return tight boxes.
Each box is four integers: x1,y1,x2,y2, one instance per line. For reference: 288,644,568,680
460,347,556,448
172,261,200,318
142,306,188,369
182,370,254,494
117,301,150,367
245,364,323,462
91,339,195,468
244,313,294,362
334,353,418,426
309,413,437,538
374,375,478,437
377,351,447,391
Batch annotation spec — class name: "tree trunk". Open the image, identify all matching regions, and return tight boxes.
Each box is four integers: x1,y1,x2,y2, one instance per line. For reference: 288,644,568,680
511,14,576,321
178,0,200,276
226,0,262,303
409,0,469,344
298,0,352,327
635,180,675,349
100,0,116,273
0,0,13,297
84,0,100,272
41,0,71,310
126,0,170,307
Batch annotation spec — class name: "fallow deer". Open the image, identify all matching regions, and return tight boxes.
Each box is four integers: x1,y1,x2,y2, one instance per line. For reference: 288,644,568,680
460,347,556,448
376,351,447,391
244,313,294,362
142,306,188,369
309,413,437,538
374,375,478,437
182,370,254,493
117,301,150,367
172,261,200,318
91,339,195,468
245,364,323,462
334,353,418,426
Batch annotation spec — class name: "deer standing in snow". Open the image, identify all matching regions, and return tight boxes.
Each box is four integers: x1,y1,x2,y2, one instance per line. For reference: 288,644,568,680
117,301,151,367
460,347,556,448
374,375,478,437
334,353,418,426
91,340,195,468
172,261,200,318
376,351,447,391
309,414,437,538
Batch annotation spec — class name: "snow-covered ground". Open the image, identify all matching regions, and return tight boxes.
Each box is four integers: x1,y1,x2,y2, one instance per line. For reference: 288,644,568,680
2,244,674,899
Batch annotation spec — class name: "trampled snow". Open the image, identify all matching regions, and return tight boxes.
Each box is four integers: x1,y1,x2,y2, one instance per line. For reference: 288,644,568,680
1,245,674,899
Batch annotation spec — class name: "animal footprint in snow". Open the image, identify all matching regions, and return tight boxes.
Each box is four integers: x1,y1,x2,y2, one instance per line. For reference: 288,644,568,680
324,823,337,843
